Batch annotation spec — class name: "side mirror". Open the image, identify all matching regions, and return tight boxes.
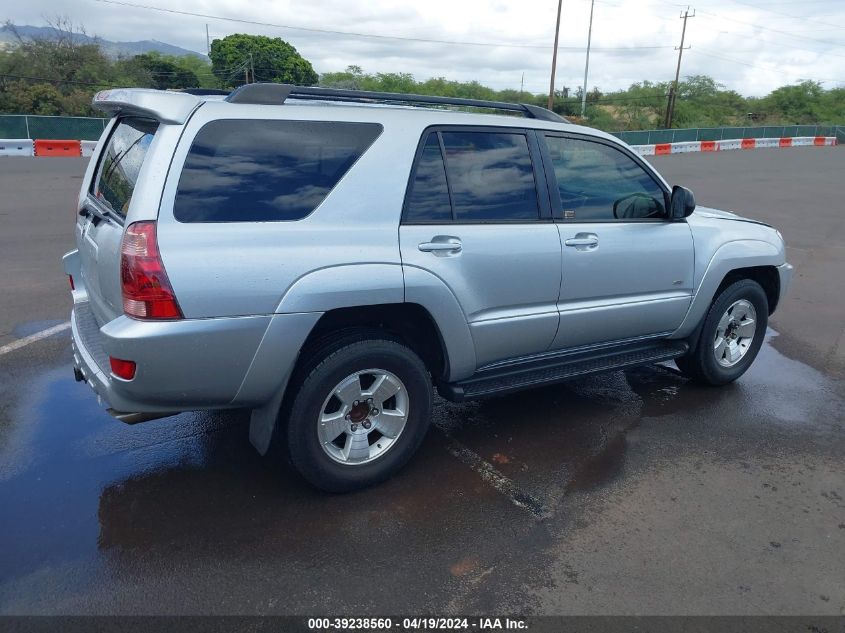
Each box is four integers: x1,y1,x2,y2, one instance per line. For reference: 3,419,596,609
670,185,696,219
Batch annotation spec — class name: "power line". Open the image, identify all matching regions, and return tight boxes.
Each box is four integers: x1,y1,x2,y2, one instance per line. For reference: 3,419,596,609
91,0,674,51
705,27,845,62
695,8,844,47
739,0,844,5
691,48,844,84
727,0,845,29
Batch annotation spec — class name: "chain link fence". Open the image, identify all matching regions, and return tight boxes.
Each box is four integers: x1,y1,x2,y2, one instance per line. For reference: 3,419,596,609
1,114,843,145
613,125,844,145
0,115,108,140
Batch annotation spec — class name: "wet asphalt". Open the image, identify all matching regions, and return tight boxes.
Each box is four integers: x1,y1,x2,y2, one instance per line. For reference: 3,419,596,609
0,149,843,616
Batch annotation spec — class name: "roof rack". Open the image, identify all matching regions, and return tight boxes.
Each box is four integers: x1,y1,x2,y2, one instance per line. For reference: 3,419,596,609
176,88,231,96
225,83,569,123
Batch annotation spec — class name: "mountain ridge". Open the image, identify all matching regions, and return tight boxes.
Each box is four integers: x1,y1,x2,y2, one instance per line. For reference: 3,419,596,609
0,24,207,60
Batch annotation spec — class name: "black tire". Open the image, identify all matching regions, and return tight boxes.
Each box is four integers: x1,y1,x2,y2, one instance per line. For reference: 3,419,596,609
286,332,433,492
676,279,768,386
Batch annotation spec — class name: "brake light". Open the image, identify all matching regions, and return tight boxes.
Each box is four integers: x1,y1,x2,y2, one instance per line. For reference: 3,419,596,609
109,357,137,380
120,221,183,319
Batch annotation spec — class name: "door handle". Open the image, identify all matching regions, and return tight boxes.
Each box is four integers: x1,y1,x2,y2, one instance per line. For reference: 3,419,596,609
564,233,599,249
418,237,462,254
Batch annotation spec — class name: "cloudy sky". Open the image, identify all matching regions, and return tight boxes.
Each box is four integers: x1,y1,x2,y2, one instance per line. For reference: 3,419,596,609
6,0,845,96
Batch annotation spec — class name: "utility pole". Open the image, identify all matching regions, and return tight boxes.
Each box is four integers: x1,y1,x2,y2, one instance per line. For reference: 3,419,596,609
548,0,563,111
205,24,210,55
249,52,255,83
580,0,596,118
520,72,525,101
664,6,694,128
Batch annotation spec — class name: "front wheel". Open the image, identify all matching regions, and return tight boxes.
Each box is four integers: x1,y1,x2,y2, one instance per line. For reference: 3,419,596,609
676,279,768,385
286,334,433,492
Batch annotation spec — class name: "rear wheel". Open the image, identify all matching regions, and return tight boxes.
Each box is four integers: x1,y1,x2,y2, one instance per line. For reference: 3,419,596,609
286,333,433,492
676,279,768,385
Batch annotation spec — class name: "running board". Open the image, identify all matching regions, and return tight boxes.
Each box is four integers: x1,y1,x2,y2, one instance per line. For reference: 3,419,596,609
438,340,689,402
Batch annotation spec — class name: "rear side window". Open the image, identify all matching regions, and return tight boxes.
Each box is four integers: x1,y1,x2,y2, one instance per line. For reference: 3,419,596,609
93,117,158,217
441,131,539,222
404,130,540,223
404,133,452,223
174,120,382,223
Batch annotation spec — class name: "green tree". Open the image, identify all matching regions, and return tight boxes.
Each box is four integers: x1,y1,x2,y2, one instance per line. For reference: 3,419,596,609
209,34,317,87
169,54,218,88
320,65,365,90
759,80,824,124
119,52,200,90
0,19,118,115
603,80,667,130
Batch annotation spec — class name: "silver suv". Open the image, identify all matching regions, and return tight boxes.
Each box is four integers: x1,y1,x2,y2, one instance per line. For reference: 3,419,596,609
64,84,793,491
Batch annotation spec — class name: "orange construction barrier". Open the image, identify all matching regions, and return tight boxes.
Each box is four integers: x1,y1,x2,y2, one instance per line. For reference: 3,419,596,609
779,138,793,147
701,141,717,152
655,143,672,155
741,138,756,149
33,139,82,157
813,136,826,146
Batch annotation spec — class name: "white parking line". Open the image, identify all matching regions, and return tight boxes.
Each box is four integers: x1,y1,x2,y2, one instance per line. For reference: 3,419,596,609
0,322,71,356
441,433,549,519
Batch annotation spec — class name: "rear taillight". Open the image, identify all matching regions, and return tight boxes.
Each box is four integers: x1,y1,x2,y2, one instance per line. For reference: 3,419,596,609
120,221,183,320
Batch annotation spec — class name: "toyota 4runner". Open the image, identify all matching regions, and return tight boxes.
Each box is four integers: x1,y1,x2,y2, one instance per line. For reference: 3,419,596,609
64,84,793,491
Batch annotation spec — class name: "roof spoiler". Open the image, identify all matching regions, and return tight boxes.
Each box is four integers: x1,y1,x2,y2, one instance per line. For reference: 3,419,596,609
91,88,201,124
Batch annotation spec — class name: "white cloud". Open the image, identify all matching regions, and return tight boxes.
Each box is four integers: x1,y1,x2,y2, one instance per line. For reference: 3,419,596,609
6,0,845,95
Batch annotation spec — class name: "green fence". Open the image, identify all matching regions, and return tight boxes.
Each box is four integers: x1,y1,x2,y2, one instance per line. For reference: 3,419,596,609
0,115,108,140
613,125,844,145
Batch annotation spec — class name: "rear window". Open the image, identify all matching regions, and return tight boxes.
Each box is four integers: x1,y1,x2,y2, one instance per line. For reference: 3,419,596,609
93,117,158,217
174,120,383,223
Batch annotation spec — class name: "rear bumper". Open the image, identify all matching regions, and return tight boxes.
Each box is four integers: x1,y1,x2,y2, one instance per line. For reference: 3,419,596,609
70,300,320,417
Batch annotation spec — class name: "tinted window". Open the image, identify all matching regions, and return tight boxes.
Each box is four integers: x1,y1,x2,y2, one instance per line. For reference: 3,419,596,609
174,120,382,223
544,136,666,221
404,133,452,222
440,131,539,221
93,117,158,217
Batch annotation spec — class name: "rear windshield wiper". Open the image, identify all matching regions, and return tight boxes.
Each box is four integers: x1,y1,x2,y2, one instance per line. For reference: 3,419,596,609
80,201,115,224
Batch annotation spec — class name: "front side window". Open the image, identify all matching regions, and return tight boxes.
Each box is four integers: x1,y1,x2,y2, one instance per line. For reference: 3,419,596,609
93,117,158,217
440,131,539,222
544,135,667,221
174,120,382,223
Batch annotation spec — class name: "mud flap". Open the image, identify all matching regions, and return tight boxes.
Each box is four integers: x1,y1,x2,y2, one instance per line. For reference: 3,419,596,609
249,389,285,455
